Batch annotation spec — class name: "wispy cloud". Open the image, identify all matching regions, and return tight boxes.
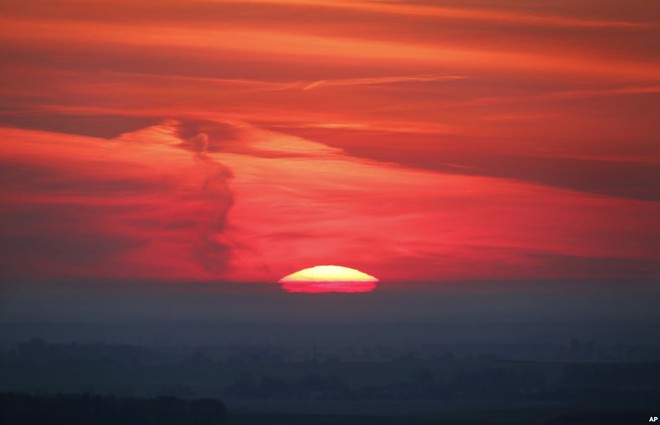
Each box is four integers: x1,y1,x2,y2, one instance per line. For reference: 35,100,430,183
453,85,660,108
302,74,465,90
212,0,654,29
0,122,234,280
2,18,658,81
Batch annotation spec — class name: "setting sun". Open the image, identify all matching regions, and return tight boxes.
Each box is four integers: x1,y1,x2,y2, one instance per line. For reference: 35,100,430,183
279,265,378,293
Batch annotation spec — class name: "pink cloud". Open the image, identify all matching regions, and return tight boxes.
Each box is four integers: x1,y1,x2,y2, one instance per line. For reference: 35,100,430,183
2,121,657,284
214,124,659,282
0,123,233,280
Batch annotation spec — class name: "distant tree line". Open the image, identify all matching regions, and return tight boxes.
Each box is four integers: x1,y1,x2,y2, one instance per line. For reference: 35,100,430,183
224,368,547,401
225,373,351,400
14,338,156,365
223,363,660,402
0,393,228,425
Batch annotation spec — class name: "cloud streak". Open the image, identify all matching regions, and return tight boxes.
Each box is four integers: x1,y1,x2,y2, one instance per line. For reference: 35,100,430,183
211,0,654,29
302,74,465,90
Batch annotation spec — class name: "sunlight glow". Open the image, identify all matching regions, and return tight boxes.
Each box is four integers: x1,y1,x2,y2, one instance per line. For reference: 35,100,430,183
279,265,378,293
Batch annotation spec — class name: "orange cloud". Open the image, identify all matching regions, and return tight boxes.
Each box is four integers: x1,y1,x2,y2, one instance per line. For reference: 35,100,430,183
210,0,654,29
2,18,658,81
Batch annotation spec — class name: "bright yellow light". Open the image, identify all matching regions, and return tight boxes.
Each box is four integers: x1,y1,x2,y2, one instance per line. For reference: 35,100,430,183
279,265,378,282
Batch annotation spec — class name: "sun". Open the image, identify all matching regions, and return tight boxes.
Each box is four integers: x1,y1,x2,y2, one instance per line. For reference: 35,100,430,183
279,265,378,293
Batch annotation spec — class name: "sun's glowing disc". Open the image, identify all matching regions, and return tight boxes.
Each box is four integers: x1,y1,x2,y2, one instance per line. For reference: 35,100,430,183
279,265,378,293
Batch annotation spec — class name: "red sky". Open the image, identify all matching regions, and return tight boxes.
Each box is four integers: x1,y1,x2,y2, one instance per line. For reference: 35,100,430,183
0,0,658,285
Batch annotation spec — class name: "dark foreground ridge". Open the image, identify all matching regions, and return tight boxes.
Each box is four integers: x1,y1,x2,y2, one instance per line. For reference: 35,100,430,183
0,393,228,425
1,392,656,425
